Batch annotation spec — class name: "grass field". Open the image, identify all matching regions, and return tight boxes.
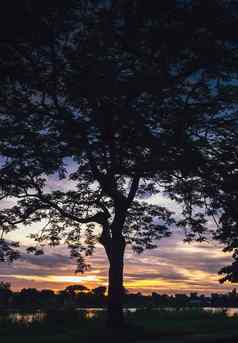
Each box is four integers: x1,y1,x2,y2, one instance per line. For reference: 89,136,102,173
1,308,238,342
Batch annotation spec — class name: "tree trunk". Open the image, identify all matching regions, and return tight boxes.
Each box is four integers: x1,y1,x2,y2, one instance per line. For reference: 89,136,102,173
106,235,126,328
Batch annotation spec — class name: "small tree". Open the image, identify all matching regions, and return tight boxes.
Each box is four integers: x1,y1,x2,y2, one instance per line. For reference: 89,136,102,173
92,286,107,297
64,284,89,296
0,282,12,307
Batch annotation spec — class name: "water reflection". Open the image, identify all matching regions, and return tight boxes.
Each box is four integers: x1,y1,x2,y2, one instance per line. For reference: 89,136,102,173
1,307,238,322
77,308,105,319
203,307,238,317
0,310,46,323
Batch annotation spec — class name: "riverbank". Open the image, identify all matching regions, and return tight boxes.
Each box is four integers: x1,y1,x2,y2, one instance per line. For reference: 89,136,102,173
1,308,238,342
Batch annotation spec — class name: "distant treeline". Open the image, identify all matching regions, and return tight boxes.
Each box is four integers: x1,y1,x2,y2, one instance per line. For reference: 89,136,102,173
1,281,238,309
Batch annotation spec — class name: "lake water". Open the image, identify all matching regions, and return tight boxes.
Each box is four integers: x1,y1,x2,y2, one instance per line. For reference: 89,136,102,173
1,307,238,322
203,307,238,317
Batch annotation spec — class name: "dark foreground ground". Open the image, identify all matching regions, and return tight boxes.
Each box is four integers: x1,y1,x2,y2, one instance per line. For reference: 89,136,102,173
1,308,238,342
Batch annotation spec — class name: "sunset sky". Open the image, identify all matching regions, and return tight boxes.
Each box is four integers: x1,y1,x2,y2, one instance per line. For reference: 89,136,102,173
0,232,235,294
0,180,236,295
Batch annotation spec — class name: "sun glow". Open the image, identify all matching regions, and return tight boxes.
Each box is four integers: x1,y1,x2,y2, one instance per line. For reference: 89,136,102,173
8,274,100,283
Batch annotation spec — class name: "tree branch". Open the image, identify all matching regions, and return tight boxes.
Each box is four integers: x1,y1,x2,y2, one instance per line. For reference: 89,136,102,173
127,176,140,206
34,193,109,225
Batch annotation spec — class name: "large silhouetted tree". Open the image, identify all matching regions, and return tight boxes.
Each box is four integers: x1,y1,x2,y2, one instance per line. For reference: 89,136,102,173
1,1,238,327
